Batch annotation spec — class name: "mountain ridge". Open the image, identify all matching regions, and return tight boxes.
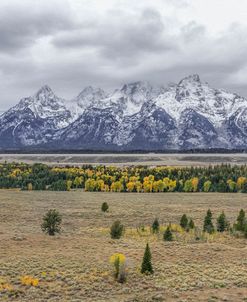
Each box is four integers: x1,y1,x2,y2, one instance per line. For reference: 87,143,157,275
1,74,247,150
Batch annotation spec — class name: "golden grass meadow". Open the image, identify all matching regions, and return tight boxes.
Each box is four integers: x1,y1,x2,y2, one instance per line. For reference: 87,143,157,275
1,191,247,301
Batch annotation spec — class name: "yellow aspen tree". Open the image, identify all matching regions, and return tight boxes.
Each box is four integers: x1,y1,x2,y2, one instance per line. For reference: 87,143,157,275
66,180,73,191
126,182,135,192
237,177,247,191
191,177,199,192
203,180,211,192
135,181,142,192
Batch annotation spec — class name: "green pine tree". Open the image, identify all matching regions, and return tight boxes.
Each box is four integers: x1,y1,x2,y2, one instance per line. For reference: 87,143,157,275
235,209,246,231
203,209,215,234
141,243,153,274
152,218,160,233
217,211,229,232
244,224,247,238
163,226,173,241
180,214,188,229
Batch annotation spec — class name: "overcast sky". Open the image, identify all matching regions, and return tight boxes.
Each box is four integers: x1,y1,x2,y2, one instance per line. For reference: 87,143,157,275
1,0,247,111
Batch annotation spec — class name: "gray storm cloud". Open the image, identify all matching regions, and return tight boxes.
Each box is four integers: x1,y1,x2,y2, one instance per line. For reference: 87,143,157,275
0,0,247,111
0,1,75,53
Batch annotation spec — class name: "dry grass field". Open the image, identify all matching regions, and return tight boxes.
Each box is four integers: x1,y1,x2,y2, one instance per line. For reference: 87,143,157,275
1,191,247,301
1,153,247,166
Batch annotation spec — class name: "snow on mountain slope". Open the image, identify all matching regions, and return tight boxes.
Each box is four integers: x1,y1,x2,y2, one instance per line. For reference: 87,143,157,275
98,81,165,116
155,74,247,127
1,74,247,149
56,106,120,149
76,86,108,108
112,101,176,148
68,86,108,120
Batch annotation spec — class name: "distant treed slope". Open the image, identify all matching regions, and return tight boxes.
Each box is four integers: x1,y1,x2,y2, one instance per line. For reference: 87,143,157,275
1,74,247,150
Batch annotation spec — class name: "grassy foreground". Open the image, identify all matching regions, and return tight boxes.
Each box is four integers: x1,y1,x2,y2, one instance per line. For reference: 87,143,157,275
1,191,247,301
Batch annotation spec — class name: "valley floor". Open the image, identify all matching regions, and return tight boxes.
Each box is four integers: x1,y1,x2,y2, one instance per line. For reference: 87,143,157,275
1,191,247,301
1,153,247,166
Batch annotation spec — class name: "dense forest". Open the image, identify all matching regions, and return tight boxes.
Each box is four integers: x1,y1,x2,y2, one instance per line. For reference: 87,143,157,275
1,162,247,192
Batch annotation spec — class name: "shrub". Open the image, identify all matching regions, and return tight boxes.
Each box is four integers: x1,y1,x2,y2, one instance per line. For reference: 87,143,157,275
203,209,214,234
217,211,229,232
163,226,173,241
152,218,160,233
188,219,195,229
140,224,145,232
194,228,203,241
244,224,247,238
235,209,246,231
41,209,62,236
110,220,124,239
110,253,126,283
141,243,153,274
180,214,188,229
101,202,109,212
20,276,39,287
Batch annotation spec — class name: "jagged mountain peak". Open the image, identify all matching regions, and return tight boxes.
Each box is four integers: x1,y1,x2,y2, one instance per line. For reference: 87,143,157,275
74,85,108,112
179,74,201,85
120,81,152,93
6,84,73,132
35,85,55,98
77,85,106,97
17,86,60,110
108,80,166,116
175,74,206,104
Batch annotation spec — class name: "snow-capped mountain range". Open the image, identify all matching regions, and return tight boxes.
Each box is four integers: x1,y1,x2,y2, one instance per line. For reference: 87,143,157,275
1,74,247,150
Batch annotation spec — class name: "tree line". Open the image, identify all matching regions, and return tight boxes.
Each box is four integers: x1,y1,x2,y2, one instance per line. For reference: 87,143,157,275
1,162,247,192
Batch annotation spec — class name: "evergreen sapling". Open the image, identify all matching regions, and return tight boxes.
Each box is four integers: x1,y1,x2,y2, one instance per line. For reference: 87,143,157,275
141,243,153,274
